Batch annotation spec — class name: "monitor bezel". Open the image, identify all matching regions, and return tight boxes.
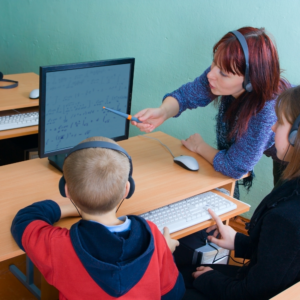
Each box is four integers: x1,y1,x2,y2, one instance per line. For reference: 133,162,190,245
38,57,135,158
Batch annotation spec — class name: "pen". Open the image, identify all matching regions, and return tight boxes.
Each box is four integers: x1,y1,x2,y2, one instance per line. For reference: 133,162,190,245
103,106,142,123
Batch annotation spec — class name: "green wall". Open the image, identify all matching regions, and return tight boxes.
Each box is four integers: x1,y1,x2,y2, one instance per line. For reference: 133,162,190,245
1,0,299,218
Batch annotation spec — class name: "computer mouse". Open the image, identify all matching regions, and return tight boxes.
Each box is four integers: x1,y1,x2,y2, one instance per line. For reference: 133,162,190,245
173,155,199,171
29,89,39,99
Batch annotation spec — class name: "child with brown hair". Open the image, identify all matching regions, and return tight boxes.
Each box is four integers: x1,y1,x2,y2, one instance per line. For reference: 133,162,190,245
11,136,185,300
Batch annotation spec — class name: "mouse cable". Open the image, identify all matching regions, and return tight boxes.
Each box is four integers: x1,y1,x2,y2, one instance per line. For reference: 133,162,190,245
13,109,21,114
139,135,175,158
207,241,246,266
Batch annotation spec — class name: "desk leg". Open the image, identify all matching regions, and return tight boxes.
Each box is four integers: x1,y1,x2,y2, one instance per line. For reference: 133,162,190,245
219,182,235,197
9,255,41,300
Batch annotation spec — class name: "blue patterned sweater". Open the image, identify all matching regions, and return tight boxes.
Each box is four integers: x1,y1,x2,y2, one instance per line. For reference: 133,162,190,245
163,67,277,179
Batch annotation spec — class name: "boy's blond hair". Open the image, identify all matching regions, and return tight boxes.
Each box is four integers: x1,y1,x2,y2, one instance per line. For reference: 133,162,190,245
63,136,130,214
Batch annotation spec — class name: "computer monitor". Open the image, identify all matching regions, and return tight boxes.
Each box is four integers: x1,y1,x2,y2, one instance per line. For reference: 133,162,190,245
38,58,135,171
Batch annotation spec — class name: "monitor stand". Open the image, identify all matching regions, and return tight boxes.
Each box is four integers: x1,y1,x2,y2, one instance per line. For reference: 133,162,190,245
48,154,65,172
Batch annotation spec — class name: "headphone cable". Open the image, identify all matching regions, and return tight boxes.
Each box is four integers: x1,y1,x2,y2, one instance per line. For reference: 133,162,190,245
116,198,126,213
69,198,82,218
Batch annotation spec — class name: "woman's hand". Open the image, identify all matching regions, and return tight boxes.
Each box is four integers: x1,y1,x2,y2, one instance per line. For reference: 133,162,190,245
131,107,167,133
131,96,180,133
163,227,180,253
206,209,237,250
181,133,205,153
181,133,219,165
192,266,213,279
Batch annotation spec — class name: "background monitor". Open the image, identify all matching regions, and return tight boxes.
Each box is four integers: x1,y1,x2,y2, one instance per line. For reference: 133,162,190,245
38,58,135,171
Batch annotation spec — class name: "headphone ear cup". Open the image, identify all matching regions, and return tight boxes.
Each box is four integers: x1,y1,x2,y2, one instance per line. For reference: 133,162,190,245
245,82,253,93
243,81,253,93
289,130,297,146
126,176,135,199
59,176,67,197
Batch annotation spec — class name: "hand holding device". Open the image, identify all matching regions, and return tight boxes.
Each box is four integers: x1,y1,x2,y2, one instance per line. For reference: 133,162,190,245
206,208,236,250
131,107,167,132
163,227,179,253
103,106,141,123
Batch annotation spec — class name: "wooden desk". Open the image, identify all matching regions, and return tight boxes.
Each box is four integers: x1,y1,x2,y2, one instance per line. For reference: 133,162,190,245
0,73,39,140
0,131,250,298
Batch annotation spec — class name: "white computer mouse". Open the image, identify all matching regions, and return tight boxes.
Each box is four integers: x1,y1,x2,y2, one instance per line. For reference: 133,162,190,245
173,155,199,171
29,89,39,99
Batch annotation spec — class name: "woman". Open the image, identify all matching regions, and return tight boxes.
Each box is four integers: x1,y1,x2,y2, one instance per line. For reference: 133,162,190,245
132,27,290,197
181,85,300,300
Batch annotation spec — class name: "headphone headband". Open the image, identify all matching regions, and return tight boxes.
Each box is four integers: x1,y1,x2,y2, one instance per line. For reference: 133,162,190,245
230,31,253,93
0,72,18,89
65,141,132,161
289,114,300,146
59,140,135,199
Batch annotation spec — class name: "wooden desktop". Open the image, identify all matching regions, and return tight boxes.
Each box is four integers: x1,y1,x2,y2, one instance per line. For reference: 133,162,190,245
0,131,250,262
0,131,250,299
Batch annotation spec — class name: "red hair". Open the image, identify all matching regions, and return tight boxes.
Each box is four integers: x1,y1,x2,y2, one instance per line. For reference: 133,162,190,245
213,27,290,139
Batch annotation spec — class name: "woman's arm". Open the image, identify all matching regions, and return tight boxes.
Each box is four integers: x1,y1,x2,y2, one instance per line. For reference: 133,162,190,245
132,67,214,132
163,67,215,118
181,133,219,165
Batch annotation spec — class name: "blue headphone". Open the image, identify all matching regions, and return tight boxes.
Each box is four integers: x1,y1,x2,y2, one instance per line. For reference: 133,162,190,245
59,141,135,198
0,72,18,89
230,31,253,93
289,114,300,146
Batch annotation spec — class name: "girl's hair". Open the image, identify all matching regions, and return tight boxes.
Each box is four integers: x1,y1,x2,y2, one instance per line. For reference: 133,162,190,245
275,86,300,180
213,27,290,140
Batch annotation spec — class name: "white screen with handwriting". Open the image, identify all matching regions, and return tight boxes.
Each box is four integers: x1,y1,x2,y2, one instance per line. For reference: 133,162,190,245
44,63,131,154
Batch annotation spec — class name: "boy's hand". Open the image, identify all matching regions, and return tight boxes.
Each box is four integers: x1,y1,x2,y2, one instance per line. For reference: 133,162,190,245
163,227,179,253
206,209,236,250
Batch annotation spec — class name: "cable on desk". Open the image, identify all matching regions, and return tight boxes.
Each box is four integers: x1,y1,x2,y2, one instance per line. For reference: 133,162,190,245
139,135,175,158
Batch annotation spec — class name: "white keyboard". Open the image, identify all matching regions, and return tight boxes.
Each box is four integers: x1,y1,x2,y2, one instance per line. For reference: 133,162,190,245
139,191,237,233
0,112,39,131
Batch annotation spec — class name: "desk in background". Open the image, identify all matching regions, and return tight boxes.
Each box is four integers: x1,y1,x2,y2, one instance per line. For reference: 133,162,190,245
0,73,39,140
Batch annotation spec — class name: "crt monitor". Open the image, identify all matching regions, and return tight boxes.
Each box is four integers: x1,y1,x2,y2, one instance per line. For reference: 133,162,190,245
38,58,135,171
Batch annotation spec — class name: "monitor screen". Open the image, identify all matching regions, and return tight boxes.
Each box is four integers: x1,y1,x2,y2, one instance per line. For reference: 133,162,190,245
38,58,135,158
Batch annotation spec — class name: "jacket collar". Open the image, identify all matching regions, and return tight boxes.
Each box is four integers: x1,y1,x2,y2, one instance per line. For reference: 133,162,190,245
266,177,300,208
249,177,300,233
